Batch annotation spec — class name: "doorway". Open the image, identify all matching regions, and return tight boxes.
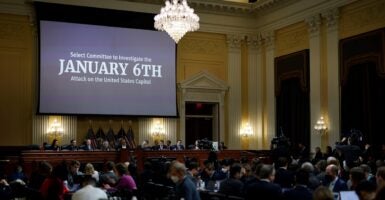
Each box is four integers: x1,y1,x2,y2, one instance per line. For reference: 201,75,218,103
185,102,219,148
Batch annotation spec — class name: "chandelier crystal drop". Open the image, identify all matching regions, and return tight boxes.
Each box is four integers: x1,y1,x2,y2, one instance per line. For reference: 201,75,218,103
154,0,200,43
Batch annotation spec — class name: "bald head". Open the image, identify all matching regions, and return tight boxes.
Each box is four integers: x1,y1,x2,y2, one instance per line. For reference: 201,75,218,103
326,164,339,178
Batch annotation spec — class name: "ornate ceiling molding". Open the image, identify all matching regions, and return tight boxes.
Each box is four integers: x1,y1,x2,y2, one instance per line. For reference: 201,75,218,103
127,0,299,17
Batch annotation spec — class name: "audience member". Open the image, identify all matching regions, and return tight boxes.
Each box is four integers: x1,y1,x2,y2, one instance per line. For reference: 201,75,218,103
200,160,220,190
0,178,11,200
84,163,99,183
240,163,254,184
113,163,137,192
29,161,53,192
40,165,67,200
315,160,327,183
324,146,334,159
274,157,294,189
325,164,348,193
139,161,153,188
219,164,244,197
66,160,83,192
301,162,321,190
72,176,107,200
376,166,385,189
313,186,334,200
100,161,118,186
326,156,340,167
186,161,199,185
355,180,377,200
283,168,313,200
8,165,27,182
297,143,310,163
375,186,385,200
169,161,200,200
360,164,376,184
313,147,324,164
348,167,366,190
245,164,283,200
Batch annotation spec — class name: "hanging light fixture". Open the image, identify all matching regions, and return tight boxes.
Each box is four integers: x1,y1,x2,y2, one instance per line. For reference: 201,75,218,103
154,0,200,43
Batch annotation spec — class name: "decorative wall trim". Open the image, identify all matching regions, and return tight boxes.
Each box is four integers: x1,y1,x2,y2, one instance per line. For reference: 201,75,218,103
322,8,339,30
263,30,276,148
178,71,228,146
306,14,321,38
275,50,310,96
226,34,244,50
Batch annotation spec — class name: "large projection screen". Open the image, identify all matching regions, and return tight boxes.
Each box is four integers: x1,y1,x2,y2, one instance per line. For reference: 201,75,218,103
39,20,177,116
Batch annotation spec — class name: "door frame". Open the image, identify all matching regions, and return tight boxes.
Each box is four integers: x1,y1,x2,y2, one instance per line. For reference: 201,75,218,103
178,71,228,146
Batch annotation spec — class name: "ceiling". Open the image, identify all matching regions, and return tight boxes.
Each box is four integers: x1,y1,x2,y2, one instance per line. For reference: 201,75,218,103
223,0,250,3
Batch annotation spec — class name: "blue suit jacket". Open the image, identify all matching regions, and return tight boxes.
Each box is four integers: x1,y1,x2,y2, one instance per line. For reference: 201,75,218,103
332,178,348,193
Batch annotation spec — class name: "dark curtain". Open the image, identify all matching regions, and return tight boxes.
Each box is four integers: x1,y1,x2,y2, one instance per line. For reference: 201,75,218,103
341,62,385,145
276,78,310,147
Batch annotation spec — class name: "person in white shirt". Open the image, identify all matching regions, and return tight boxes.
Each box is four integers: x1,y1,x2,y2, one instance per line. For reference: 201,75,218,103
72,176,107,200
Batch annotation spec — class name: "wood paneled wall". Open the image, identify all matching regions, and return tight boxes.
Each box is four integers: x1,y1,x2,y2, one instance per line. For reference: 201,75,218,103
0,13,34,145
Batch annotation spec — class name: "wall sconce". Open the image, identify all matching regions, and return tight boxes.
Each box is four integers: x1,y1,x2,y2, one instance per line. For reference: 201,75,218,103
47,119,64,139
314,116,327,135
241,123,253,138
152,121,165,137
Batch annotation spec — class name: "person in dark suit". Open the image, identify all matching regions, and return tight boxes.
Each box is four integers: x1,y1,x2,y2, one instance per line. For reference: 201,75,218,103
245,164,283,200
335,135,362,168
297,143,310,164
274,157,294,189
284,169,313,200
82,139,94,151
99,161,118,186
325,164,348,193
172,140,185,150
166,140,172,150
67,139,78,151
153,140,167,150
200,160,220,191
169,161,200,200
219,164,244,197
116,138,128,151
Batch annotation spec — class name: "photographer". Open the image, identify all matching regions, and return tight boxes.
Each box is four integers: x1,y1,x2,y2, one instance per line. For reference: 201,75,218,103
335,131,363,170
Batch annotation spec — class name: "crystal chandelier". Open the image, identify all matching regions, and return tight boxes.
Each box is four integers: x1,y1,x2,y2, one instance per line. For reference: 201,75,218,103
154,0,200,43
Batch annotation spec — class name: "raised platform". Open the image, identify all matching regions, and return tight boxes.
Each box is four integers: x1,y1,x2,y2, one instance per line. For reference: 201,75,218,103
0,148,271,177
